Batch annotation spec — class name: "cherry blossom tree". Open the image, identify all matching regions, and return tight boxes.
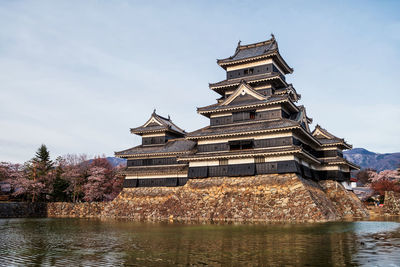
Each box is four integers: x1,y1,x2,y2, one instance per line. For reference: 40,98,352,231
18,145,57,201
1,162,46,202
369,170,400,183
371,179,400,197
0,162,23,197
355,169,376,185
61,154,89,203
83,166,108,202
2,151,125,202
368,169,400,201
0,162,18,181
108,167,124,200
83,157,124,202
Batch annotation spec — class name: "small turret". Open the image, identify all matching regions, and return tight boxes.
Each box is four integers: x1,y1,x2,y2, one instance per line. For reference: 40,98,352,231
130,111,186,145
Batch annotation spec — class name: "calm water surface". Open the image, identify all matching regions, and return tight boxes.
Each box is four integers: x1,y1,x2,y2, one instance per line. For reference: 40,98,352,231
1,218,400,266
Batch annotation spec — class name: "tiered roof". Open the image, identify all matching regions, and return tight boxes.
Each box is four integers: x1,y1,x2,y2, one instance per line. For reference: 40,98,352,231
217,34,293,74
181,146,300,159
199,82,299,116
198,95,290,113
186,119,298,139
180,145,321,165
291,105,313,132
321,157,359,170
312,125,352,149
115,139,196,158
124,165,188,176
209,72,287,94
275,84,301,102
130,110,186,136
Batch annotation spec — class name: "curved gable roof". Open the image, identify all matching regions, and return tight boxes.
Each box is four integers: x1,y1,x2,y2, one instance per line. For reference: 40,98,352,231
216,35,293,74
130,111,186,136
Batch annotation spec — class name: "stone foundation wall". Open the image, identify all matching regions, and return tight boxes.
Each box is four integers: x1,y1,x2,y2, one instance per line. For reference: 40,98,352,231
7,174,368,222
319,180,370,218
47,202,105,218
0,202,47,218
384,191,400,215
102,174,368,222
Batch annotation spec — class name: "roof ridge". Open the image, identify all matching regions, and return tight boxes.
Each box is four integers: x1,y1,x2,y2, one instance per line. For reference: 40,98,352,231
155,113,170,122
217,35,277,63
152,112,187,134
312,125,342,140
237,34,275,50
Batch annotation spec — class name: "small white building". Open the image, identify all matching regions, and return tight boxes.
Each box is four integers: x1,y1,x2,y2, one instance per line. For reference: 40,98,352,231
341,178,358,191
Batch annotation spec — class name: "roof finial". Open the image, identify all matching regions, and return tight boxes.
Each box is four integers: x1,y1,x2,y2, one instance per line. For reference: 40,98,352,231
271,33,275,40
235,40,241,53
153,108,156,115
168,114,170,120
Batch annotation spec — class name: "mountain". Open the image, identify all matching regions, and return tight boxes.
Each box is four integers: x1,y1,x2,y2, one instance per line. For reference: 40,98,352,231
106,157,127,167
344,148,400,171
87,157,126,167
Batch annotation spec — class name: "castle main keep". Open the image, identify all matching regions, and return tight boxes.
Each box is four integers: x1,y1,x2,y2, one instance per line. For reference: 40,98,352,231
115,35,358,189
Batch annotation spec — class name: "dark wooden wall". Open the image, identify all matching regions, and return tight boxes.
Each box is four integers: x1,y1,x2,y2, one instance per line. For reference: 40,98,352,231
123,161,350,188
210,109,283,126
188,160,300,179
123,178,188,188
127,157,178,167
142,136,165,145
226,63,274,79
197,136,344,159
142,132,183,146
197,136,293,153
293,138,343,159
188,160,350,182
197,143,229,153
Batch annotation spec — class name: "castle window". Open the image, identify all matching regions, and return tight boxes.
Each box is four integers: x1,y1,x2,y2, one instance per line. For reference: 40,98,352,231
229,141,241,150
229,140,254,151
243,68,254,75
233,110,256,122
241,140,253,149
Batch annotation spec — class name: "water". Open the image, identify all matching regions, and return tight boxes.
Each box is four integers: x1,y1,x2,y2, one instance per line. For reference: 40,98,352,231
0,218,400,266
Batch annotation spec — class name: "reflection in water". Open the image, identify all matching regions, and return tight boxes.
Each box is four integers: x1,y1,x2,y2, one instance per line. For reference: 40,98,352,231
0,218,399,266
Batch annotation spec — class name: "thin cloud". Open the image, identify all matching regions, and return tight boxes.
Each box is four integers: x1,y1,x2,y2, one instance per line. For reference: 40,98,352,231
1,0,399,163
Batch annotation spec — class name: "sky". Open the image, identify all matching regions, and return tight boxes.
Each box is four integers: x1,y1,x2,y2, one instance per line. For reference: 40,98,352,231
0,0,399,163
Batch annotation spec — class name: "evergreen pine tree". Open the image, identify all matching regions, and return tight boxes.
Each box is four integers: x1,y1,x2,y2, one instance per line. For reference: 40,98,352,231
32,144,53,175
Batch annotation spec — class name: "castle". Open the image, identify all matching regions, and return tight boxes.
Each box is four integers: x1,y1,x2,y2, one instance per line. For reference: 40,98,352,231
115,35,359,189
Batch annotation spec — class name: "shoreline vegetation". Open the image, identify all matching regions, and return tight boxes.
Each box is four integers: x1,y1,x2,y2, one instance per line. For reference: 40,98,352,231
1,144,399,207
0,144,124,203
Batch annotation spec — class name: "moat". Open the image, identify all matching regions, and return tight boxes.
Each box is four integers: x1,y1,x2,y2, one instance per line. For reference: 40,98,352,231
1,218,400,266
